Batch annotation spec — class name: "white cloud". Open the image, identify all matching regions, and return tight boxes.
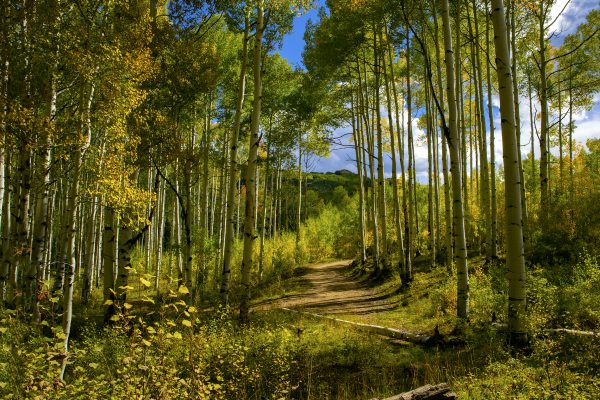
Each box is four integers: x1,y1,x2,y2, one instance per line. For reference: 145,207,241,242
549,0,599,43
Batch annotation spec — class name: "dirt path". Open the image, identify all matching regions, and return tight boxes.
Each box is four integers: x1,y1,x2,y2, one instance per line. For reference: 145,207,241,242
255,260,396,315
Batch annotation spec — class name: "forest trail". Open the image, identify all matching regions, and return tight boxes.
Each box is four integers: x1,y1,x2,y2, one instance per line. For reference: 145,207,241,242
255,260,397,315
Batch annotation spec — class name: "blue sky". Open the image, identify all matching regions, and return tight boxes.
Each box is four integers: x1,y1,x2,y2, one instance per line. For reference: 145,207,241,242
278,2,322,68
276,0,600,176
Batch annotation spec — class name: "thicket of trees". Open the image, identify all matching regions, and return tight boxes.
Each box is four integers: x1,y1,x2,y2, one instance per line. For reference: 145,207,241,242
1,0,599,389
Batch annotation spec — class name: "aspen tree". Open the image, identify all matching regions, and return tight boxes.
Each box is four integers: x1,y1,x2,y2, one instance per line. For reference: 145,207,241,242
374,27,388,263
491,0,528,345
485,0,498,259
382,30,403,268
403,30,414,284
239,0,264,322
441,0,469,319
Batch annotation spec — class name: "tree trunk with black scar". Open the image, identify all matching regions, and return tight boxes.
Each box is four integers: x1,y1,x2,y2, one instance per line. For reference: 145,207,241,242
239,0,264,323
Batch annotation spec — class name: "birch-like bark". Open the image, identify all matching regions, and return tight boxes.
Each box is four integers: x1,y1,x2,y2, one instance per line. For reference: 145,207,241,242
386,35,407,270
404,31,414,284
485,0,498,259
374,28,388,261
538,3,550,228
382,34,402,266
350,87,367,264
441,0,469,319
469,0,491,258
491,0,528,345
296,133,303,263
239,0,264,322
61,79,95,380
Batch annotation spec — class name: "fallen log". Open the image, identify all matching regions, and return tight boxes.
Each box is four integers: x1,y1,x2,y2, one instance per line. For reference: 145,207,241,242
542,328,600,338
492,323,600,338
280,308,442,346
369,383,457,400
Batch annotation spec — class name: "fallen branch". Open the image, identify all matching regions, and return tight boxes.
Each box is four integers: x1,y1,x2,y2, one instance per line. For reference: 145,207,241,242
369,383,457,400
280,308,443,346
543,328,600,338
492,323,600,338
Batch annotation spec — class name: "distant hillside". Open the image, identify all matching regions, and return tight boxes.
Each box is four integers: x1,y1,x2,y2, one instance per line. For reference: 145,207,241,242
304,170,362,202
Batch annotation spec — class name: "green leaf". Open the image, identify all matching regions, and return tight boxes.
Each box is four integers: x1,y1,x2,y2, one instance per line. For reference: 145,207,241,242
142,339,151,347
89,363,99,369
172,332,183,340
0,328,7,334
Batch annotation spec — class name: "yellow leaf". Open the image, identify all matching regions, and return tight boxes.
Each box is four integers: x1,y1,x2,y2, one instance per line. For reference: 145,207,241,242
173,332,183,340
0,328,7,334
103,300,114,306
182,319,192,328
123,303,133,310
188,306,197,313
89,363,99,369
178,285,190,295
142,339,151,347
140,278,151,288
110,315,120,322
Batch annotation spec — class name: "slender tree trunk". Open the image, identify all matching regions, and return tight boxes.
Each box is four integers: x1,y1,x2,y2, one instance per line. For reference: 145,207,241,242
485,0,498,259
155,177,166,290
404,31,413,284
510,0,529,251
258,136,270,281
442,0,469,320
386,37,407,270
296,134,303,263
102,206,115,303
425,83,435,265
239,0,264,322
374,28,388,263
538,4,550,228
491,0,528,345
357,58,380,269
351,87,367,264
432,1,453,267
469,0,491,259
382,36,403,266
61,79,95,380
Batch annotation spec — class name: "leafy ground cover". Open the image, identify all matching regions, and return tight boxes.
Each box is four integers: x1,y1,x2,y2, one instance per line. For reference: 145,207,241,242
1,253,599,399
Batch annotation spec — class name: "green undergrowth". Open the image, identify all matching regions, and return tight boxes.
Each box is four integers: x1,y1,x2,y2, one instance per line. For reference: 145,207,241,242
3,303,598,399
334,252,600,398
1,253,599,399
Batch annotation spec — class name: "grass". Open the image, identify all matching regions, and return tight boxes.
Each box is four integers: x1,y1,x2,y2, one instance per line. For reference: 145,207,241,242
2,253,600,399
